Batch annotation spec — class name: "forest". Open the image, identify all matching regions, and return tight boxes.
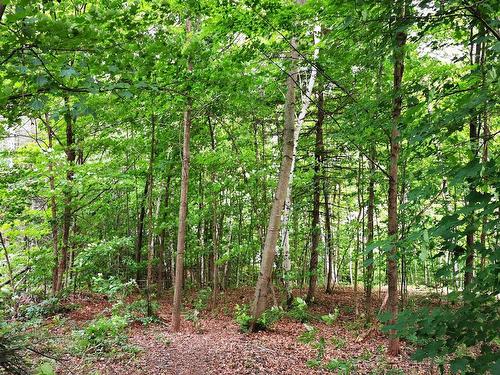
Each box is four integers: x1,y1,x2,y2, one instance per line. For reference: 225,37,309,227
0,0,498,374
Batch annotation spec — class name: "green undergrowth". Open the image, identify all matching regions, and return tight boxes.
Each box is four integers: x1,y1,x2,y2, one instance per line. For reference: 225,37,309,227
234,297,341,332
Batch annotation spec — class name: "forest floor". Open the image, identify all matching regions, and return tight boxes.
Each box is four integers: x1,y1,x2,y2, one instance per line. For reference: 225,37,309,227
28,286,439,374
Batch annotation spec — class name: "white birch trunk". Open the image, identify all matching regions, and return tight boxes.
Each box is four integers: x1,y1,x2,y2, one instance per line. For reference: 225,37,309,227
281,25,321,301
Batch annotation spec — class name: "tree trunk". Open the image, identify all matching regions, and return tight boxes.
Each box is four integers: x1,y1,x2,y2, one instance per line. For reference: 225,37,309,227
280,23,320,305
387,0,407,356
172,17,193,332
306,86,324,304
364,146,376,320
158,176,171,294
208,116,220,301
464,26,483,287
324,178,334,294
135,179,149,284
56,103,75,292
0,233,14,295
146,114,156,314
250,13,300,329
46,114,59,295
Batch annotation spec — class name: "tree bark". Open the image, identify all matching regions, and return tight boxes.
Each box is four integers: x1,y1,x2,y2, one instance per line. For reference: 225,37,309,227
135,179,149,284
250,14,300,330
280,23,320,305
172,17,193,332
208,116,219,301
387,0,407,356
306,87,324,304
146,114,156,313
56,102,75,292
464,26,483,287
0,233,14,294
46,114,59,295
324,178,334,294
0,3,6,22
158,176,171,294
364,146,376,320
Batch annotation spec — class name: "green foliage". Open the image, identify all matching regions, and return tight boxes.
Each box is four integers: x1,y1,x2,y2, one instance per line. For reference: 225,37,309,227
325,358,355,374
193,287,212,311
321,308,340,325
91,275,137,301
36,362,56,375
111,298,159,325
19,297,77,321
234,304,283,332
73,315,128,353
0,326,28,375
287,297,312,323
298,323,318,344
330,336,346,349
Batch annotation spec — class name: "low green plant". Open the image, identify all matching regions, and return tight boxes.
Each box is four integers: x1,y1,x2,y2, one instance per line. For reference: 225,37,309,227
358,348,372,361
306,359,322,368
194,287,212,311
312,336,326,361
36,362,56,375
0,327,28,374
91,275,137,301
298,323,318,344
325,358,355,374
73,315,128,353
184,309,202,331
321,308,340,325
22,297,66,319
287,297,312,322
234,304,283,332
330,336,346,349
111,298,159,325
234,304,252,331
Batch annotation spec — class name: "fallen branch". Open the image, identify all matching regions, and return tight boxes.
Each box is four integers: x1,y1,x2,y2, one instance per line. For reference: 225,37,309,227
0,267,31,288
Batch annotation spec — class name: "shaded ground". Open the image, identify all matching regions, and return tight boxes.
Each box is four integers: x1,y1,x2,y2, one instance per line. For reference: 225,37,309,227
33,287,435,374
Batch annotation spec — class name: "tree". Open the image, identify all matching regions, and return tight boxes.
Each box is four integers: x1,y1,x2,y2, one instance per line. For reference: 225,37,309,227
386,0,407,356
172,16,193,333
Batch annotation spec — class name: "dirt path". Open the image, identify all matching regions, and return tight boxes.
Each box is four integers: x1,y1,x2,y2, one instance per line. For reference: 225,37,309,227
49,287,432,374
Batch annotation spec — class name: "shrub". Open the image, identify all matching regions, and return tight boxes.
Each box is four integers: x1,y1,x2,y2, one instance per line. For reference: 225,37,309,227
287,297,312,322
321,308,340,325
36,362,56,375
20,297,77,320
91,275,137,301
73,315,128,353
0,329,28,374
234,304,283,332
330,336,346,349
193,288,212,311
325,358,355,374
298,323,318,344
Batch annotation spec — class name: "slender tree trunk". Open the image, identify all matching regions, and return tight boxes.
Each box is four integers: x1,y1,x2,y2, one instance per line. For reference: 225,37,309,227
46,115,59,295
280,24,320,305
56,103,75,292
387,0,407,356
324,178,334,294
0,3,6,22
172,17,193,332
250,9,301,329
364,147,376,320
135,179,149,284
354,155,363,316
306,86,324,304
464,26,482,287
208,116,219,301
158,176,171,294
0,233,14,295
146,115,156,314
